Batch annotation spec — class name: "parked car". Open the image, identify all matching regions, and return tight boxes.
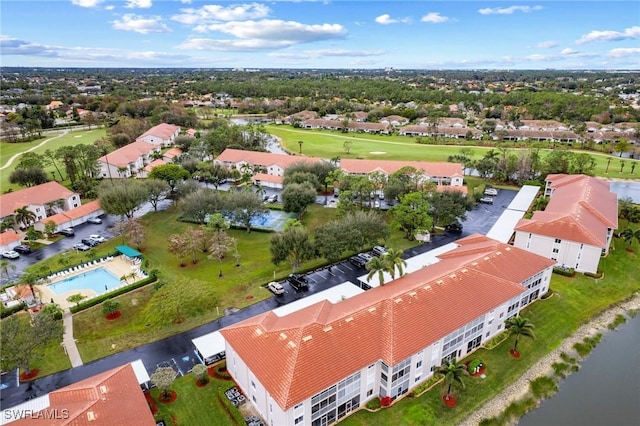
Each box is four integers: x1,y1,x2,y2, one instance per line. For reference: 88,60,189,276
88,234,106,243
12,245,32,254
484,188,498,196
2,251,20,259
359,252,374,262
267,281,285,295
479,197,494,205
263,194,270,202
349,254,368,268
87,217,102,224
58,228,75,237
372,246,388,257
445,222,463,234
268,194,278,203
73,243,90,251
287,274,309,291
81,238,99,247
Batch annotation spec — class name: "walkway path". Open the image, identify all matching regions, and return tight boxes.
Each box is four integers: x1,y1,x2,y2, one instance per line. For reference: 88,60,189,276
0,130,68,170
61,308,83,368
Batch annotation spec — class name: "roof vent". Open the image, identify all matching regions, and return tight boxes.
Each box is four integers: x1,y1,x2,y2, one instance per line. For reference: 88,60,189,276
302,335,313,342
368,307,376,313
255,328,263,336
449,274,456,279
471,262,478,266
496,251,502,255
323,326,333,332
345,317,354,323
436,280,444,286
87,412,96,421
288,341,296,348
505,247,511,251
460,268,468,273
408,291,417,297
99,385,108,394
423,285,432,291
484,256,490,261
279,332,287,340
394,297,402,303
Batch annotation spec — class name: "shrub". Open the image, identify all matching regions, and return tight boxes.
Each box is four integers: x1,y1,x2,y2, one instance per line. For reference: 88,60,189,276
69,273,157,314
559,352,576,364
0,302,27,319
468,359,483,373
540,289,554,300
584,270,603,279
552,362,570,378
553,266,575,277
607,314,627,330
530,376,558,399
366,398,381,410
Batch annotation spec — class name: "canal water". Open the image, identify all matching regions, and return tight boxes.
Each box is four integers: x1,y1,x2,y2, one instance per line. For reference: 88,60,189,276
518,313,640,425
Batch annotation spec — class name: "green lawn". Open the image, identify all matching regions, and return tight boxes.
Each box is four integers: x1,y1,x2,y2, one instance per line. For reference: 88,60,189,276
339,230,640,426
267,125,639,180
150,370,246,426
0,127,106,191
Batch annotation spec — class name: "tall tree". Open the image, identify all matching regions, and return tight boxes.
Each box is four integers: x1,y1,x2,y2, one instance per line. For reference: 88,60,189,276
270,226,316,273
314,221,351,264
435,359,469,401
148,164,190,192
0,310,63,376
282,181,317,218
384,248,407,279
226,191,268,233
392,192,433,240
208,229,236,277
428,191,474,230
13,207,36,228
150,367,178,400
506,315,535,355
9,167,49,187
144,178,171,212
98,180,150,219
0,260,17,281
366,256,389,286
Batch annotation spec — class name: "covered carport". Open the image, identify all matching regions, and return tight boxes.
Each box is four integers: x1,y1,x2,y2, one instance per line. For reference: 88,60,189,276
193,331,226,365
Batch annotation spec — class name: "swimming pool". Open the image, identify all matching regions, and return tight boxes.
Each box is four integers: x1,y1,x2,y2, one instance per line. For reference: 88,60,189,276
48,267,121,295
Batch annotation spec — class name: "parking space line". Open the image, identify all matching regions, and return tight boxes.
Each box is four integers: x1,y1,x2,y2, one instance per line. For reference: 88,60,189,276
341,263,354,271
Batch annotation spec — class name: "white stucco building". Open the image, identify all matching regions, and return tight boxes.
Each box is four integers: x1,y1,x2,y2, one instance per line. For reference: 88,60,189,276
220,235,554,426
0,181,81,224
513,174,618,274
97,140,160,179
136,123,180,147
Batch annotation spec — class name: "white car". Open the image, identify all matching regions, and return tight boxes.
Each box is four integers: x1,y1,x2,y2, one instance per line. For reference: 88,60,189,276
2,251,20,259
87,217,102,224
89,234,106,243
484,188,498,196
267,281,285,295
73,243,91,251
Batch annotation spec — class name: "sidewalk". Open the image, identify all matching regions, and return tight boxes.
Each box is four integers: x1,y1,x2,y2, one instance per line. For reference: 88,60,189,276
62,308,83,368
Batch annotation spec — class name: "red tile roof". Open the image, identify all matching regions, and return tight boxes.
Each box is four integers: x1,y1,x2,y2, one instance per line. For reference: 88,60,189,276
216,149,321,169
143,158,166,173
252,173,284,184
0,182,76,218
12,364,155,425
515,174,617,246
0,230,22,246
98,140,157,167
163,147,183,159
44,201,103,225
137,123,180,141
340,158,463,178
221,235,552,410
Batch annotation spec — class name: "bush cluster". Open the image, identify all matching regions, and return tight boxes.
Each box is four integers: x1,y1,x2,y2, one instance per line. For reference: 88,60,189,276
553,266,575,277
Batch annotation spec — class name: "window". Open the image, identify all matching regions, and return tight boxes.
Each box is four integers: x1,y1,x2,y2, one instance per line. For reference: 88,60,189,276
554,238,561,244
295,416,304,424
499,312,504,318
416,360,422,368
251,381,256,390
366,389,373,397
552,248,559,254
35,208,40,212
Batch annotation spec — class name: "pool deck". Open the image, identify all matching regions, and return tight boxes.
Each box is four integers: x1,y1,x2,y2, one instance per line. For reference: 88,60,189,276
38,256,142,310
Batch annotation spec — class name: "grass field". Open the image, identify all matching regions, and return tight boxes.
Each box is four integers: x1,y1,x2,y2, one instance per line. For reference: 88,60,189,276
0,128,106,191
267,125,640,181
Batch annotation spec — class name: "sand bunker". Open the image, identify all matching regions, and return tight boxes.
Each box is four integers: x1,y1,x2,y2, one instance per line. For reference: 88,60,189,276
369,151,387,155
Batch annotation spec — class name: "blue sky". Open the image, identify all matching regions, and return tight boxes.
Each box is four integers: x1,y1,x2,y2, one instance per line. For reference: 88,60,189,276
1,1,639,69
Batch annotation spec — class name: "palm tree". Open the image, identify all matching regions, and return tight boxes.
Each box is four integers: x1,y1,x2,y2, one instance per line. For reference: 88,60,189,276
384,248,407,279
620,228,635,247
435,358,469,401
1,216,16,232
366,256,388,286
506,315,535,355
1,260,16,281
13,208,36,229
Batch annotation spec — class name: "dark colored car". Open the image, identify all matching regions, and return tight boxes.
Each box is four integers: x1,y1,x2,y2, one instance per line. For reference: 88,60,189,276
13,245,32,254
445,222,463,234
349,254,368,268
81,238,99,247
287,274,309,291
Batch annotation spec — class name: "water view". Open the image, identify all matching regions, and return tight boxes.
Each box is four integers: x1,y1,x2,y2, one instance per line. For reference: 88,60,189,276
519,314,640,425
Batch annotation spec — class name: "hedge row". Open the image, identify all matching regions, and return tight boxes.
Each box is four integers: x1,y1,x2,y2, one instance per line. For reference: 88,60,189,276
69,273,157,314
553,266,575,277
0,302,27,319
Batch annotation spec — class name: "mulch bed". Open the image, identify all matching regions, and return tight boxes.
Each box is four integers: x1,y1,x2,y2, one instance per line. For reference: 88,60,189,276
208,365,232,380
626,248,635,253
19,369,40,382
470,365,487,377
443,395,457,407
195,378,210,387
509,349,522,359
105,311,121,320
144,391,159,414
159,390,177,404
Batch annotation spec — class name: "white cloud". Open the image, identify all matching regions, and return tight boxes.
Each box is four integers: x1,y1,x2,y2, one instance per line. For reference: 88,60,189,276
70,0,103,7
125,0,153,9
111,14,172,34
526,53,550,61
478,5,543,15
374,14,411,25
608,47,640,58
198,20,346,43
172,3,270,25
179,38,292,51
536,41,557,49
105,5,114,10
0,36,59,57
576,26,640,44
270,48,384,59
561,48,578,55
421,12,449,24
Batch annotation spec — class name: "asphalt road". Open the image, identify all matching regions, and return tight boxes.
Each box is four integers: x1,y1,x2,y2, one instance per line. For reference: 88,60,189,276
0,189,517,408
